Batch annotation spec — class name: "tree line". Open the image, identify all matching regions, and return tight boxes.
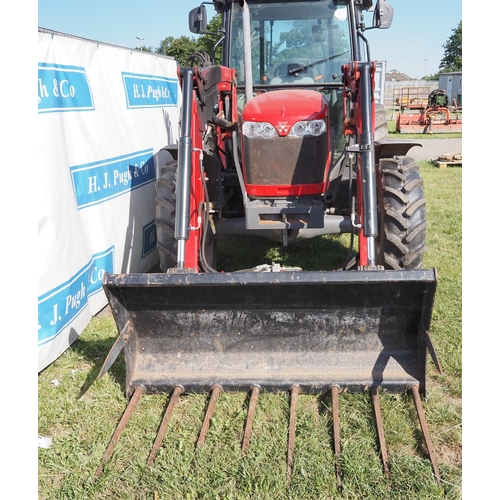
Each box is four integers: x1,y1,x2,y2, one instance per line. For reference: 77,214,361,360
135,15,223,66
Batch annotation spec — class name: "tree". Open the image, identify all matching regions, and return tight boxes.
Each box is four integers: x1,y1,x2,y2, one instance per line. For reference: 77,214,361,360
134,46,153,53
156,35,199,66
439,20,462,72
155,14,223,66
424,73,439,81
198,14,224,64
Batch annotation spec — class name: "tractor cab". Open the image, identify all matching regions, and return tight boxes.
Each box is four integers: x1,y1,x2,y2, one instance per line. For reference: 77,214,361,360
227,0,352,86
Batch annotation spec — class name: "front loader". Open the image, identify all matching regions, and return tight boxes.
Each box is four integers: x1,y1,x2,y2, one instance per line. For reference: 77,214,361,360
96,0,442,486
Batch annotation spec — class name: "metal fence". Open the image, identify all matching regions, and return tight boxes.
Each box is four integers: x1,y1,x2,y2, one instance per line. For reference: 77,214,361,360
383,80,439,109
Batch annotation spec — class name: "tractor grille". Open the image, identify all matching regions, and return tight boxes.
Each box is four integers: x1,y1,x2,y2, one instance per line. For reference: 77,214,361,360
242,134,328,189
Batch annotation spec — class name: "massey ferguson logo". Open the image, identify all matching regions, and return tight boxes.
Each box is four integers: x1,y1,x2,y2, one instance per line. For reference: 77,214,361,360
276,122,290,135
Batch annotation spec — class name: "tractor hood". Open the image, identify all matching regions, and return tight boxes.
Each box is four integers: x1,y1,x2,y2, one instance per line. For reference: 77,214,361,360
242,89,328,136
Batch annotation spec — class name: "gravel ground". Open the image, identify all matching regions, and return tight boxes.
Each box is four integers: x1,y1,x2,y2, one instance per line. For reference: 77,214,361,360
403,137,462,162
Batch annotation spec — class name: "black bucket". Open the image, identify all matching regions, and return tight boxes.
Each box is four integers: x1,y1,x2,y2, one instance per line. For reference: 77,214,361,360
101,269,437,398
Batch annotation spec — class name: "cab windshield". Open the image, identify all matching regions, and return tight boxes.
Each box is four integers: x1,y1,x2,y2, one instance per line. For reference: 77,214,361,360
229,0,352,86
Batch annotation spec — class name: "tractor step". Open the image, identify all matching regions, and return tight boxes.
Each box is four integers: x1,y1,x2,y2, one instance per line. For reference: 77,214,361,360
95,384,441,487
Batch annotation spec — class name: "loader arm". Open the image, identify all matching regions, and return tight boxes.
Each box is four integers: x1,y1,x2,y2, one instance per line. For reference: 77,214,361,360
343,61,379,267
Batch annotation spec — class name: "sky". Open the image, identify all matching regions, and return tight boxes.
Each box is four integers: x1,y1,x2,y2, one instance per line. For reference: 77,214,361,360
38,0,463,78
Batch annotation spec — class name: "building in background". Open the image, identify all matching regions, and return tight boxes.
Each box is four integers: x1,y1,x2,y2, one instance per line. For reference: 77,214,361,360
385,69,412,82
438,72,462,107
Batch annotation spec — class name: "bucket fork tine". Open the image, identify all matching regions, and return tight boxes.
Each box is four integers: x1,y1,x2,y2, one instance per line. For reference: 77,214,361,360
370,386,390,479
95,385,144,477
242,385,260,456
146,386,183,467
197,385,222,449
330,385,342,489
410,385,441,485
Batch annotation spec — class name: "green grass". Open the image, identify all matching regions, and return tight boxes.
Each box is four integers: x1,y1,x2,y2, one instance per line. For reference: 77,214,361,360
38,161,462,499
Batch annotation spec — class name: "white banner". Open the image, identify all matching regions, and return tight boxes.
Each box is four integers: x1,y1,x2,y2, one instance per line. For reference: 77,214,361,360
38,29,181,371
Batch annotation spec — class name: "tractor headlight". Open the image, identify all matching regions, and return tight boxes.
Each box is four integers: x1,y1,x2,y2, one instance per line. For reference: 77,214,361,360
289,119,326,137
242,121,278,138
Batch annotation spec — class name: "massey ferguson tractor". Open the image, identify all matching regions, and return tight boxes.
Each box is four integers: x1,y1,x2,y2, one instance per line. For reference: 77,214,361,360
96,0,442,486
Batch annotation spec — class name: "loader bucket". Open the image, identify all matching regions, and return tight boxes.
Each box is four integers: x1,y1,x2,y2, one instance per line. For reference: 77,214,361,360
101,269,437,398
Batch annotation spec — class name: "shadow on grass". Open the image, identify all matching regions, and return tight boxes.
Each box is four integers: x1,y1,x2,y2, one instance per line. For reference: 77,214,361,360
70,333,127,398
216,234,354,272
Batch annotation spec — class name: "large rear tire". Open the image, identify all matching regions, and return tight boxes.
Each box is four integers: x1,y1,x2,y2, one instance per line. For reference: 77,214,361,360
155,161,178,272
374,103,388,142
376,156,427,270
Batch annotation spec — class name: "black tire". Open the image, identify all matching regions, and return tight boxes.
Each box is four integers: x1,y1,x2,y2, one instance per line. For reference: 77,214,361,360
374,103,388,142
155,160,217,272
376,156,427,270
155,160,178,272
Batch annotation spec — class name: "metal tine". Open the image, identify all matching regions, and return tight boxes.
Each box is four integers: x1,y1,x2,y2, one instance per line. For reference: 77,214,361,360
146,386,183,467
197,385,222,449
287,385,300,486
370,386,390,479
95,385,145,477
242,385,260,456
330,385,342,489
409,385,441,485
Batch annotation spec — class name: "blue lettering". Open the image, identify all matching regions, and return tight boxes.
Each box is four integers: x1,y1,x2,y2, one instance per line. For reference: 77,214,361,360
38,63,94,113
38,247,114,345
122,72,178,109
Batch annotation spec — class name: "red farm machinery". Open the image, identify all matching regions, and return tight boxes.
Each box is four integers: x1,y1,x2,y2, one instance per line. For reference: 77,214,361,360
397,88,462,134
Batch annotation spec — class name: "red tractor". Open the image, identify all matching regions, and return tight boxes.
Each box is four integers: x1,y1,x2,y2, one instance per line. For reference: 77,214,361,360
97,0,442,485
158,0,425,273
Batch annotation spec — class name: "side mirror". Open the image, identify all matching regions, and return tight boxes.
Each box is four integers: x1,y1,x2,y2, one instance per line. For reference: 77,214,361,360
372,1,394,29
189,5,207,34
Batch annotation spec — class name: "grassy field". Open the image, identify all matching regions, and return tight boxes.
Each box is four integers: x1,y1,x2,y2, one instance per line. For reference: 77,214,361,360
38,158,462,499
